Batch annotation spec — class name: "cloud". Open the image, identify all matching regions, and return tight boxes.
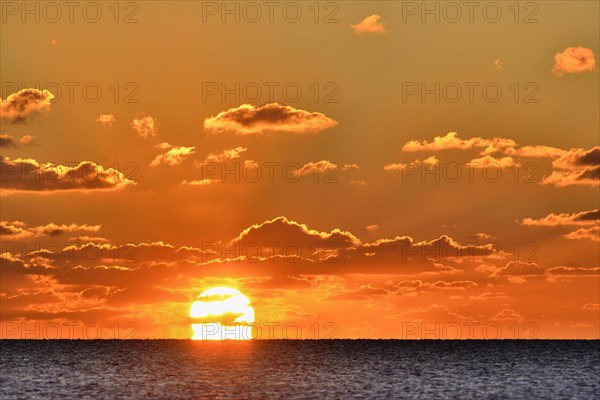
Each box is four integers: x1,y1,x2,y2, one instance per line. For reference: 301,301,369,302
0,221,101,239
188,217,495,276
326,281,476,303
181,179,219,186
384,156,438,171
552,47,597,76
474,233,495,240
292,160,338,177
469,292,510,301
232,216,361,253
0,221,29,239
350,14,390,35
563,226,599,242
365,224,379,232
546,266,600,276
1,157,135,193
19,135,35,145
341,164,360,171
491,308,524,322
512,145,567,159
429,280,477,290
96,114,116,127
0,215,516,332
150,145,195,167
465,155,518,169
493,59,503,70
69,236,110,243
522,209,599,226
0,134,36,148
196,147,247,165
583,303,600,311
493,261,543,277
324,284,392,301
391,304,471,323
0,89,54,122
540,146,600,187
402,133,599,187
131,113,158,138
541,169,599,187
0,134,17,148
402,132,516,155
203,103,338,135
1,134,18,148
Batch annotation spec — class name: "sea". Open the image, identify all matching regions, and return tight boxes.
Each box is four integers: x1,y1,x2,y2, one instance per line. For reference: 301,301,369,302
1,340,599,399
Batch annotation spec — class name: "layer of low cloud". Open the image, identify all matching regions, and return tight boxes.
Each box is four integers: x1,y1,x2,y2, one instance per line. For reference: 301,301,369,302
400,132,599,187
522,209,599,226
1,221,101,239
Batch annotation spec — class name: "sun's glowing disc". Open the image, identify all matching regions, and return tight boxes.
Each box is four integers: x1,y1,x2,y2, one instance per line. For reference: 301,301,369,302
189,287,254,340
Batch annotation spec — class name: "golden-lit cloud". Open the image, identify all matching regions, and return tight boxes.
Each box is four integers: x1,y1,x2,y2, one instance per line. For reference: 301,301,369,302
563,227,599,242
384,156,439,171
203,103,338,135
540,169,599,187
292,160,338,177
0,221,101,239
546,266,600,276
350,14,390,35
96,114,116,127
19,135,35,145
511,145,567,159
196,146,247,166
181,179,219,186
150,144,196,167
131,113,158,138
522,209,599,226
401,132,599,187
402,132,516,155
1,214,596,338
491,309,524,322
232,216,361,251
552,46,597,76
0,134,35,148
0,89,54,123
474,233,495,240
465,155,519,169
493,261,543,277
390,304,471,323
540,147,600,187
0,157,135,194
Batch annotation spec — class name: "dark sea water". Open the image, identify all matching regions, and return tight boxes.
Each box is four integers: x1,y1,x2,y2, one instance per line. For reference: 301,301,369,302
1,340,599,399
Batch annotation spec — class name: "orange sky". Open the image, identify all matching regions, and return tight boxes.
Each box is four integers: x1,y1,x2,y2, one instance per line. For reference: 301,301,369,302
1,1,599,339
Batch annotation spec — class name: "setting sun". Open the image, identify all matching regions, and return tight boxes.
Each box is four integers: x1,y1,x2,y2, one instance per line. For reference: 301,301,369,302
189,287,255,340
